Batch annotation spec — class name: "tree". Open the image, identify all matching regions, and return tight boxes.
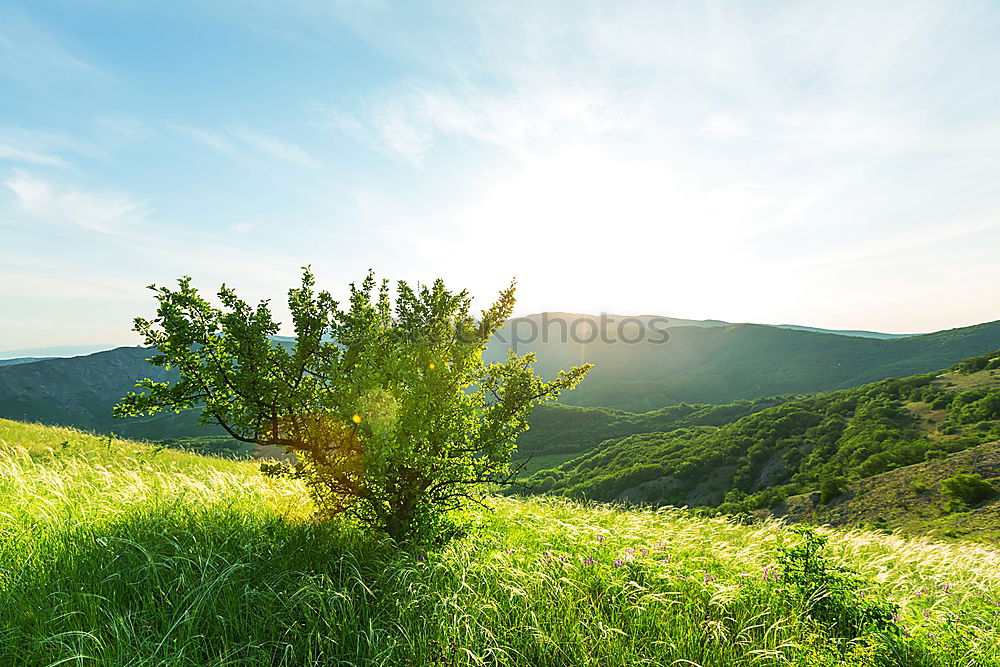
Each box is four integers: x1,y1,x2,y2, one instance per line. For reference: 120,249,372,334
818,475,849,504
115,269,591,540
940,473,997,511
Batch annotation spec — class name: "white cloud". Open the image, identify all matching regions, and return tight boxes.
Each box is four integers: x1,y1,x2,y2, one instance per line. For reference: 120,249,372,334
321,82,642,163
228,127,318,167
0,10,113,85
4,171,148,235
94,114,151,141
177,124,318,167
3,0,999,338
174,125,239,155
0,142,66,167
0,125,109,168
703,114,751,139
311,0,1000,329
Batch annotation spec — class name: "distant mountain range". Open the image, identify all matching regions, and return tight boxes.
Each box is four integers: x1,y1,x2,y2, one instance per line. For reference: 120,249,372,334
0,315,996,449
0,358,54,367
0,344,121,361
0,317,912,362
770,324,911,339
484,315,1000,410
0,347,233,451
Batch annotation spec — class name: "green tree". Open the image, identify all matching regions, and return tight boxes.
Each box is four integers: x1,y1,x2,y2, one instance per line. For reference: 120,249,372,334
940,473,997,511
819,475,849,504
115,269,590,540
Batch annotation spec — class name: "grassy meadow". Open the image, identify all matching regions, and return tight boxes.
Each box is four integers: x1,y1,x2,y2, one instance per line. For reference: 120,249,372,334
1,419,999,666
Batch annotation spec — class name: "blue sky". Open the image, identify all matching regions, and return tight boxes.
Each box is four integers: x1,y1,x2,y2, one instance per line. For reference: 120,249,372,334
2,1,1000,350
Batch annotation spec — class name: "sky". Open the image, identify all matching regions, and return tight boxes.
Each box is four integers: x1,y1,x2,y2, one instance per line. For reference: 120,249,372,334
1,0,1000,351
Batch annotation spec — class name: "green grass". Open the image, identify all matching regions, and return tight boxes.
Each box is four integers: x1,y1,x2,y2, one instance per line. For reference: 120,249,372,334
1,419,999,666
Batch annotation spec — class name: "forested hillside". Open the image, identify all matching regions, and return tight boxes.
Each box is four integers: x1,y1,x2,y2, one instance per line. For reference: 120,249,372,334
519,350,1000,530
512,396,797,475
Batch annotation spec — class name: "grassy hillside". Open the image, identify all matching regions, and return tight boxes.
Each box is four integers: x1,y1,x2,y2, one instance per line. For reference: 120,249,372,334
2,419,998,665
779,441,1000,542
486,318,1000,411
520,351,1000,535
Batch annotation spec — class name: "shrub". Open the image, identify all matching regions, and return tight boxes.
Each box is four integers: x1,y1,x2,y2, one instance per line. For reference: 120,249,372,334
952,350,999,374
777,526,897,638
940,473,998,511
819,475,849,504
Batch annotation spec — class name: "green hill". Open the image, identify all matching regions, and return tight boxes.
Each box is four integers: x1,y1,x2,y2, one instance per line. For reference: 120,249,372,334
520,350,1000,538
485,317,1000,411
0,346,245,455
1,419,997,665
779,440,1000,542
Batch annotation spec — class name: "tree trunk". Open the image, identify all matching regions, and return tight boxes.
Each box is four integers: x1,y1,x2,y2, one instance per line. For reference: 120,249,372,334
385,496,414,541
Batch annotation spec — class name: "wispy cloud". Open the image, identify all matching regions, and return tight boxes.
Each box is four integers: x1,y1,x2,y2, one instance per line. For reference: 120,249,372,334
0,126,108,169
319,82,639,164
4,171,148,235
3,0,1000,341
0,141,67,167
176,125,319,168
0,9,112,85
94,114,151,143
228,127,318,167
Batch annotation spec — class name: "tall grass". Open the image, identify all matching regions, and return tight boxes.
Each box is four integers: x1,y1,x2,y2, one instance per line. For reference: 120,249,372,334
1,419,998,666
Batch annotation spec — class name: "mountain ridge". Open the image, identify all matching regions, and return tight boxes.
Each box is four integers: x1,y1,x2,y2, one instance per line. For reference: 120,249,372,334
1,318,998,451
